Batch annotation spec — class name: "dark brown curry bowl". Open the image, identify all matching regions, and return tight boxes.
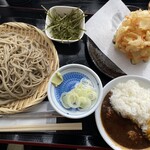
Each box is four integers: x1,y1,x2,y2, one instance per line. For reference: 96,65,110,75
95,75,150,150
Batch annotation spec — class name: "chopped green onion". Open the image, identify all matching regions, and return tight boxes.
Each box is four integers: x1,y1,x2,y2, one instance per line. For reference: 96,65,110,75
46,8,85,41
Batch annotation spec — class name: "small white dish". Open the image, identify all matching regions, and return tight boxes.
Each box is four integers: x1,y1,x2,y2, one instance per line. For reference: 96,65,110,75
95,75,150,150
45,6,85,43
47,64,103,119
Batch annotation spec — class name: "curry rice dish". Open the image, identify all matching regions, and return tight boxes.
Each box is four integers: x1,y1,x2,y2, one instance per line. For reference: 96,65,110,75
101,92,150,149
101,80,150,149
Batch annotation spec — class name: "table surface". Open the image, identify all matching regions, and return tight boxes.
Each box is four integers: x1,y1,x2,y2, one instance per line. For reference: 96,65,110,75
0,0,149,149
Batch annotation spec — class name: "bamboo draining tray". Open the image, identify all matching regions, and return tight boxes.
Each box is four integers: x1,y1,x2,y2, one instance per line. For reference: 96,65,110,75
0,22,59,114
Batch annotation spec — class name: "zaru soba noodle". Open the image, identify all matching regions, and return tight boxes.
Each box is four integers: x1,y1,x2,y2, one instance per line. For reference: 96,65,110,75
0,32,50,104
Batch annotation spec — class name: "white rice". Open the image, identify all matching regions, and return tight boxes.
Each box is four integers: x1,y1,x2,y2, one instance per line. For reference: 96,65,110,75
110,80,150,132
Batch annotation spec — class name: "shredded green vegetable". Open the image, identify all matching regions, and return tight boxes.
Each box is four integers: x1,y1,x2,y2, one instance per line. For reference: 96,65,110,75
46,8,85,41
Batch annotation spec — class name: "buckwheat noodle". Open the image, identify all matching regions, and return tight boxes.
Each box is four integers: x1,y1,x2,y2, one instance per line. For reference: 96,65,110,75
0,32,50,104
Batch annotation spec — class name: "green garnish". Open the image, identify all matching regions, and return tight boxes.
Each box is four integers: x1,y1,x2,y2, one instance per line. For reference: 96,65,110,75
46,8,85,41
51,72,63,87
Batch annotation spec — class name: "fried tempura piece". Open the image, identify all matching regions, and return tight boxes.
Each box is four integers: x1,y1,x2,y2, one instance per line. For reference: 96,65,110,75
114,10,150,64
